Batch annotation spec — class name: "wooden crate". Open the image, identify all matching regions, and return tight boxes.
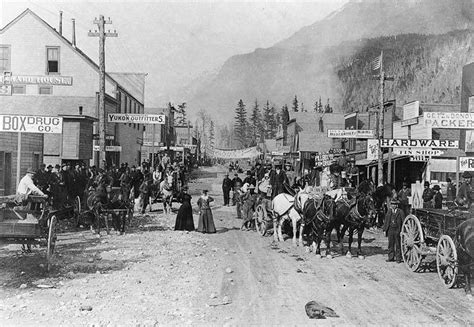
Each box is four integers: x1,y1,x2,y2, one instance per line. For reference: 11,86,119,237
0,220,41,237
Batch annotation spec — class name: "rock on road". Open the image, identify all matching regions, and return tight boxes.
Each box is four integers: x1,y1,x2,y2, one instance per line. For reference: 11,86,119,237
0,165,473,326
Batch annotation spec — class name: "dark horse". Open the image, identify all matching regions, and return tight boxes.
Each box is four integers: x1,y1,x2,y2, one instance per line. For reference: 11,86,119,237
334,194,377,257
455,218,474,294
373,184,394,228
302,194,336,257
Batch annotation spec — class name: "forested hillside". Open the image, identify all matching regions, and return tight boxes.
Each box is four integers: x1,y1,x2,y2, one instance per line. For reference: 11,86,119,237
336,29,474,112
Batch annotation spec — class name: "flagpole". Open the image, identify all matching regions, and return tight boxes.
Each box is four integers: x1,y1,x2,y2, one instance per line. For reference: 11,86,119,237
377,50,385,186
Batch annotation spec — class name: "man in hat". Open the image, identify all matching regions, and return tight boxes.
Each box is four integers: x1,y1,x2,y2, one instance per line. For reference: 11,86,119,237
222,173,233,206
398,182,411,217
422,181,434,209
383,198,403,263
17,168,46,198
34,164,49,195
270,162,289,199
243,170,256,188
241,184,257,231
433,185,443,209
231,173,243,206
456,171,472,208
446,177,456,204
337,150,348,171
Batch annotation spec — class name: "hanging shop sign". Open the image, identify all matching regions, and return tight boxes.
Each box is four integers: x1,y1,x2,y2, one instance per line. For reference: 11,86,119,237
0,75,73,86
410,156,429,162
459,157,474,171
0,114,62,133
393,148,444,156
93,145,122,152
423,112,474,129
107,113,165,124
367,139,379,160
400,117,419,127
327,129,375,139
314,153,334,168
380,139,458,148
403,101,420,120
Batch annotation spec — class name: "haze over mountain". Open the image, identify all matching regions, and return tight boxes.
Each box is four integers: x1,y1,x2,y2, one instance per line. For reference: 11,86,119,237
184,0,474,123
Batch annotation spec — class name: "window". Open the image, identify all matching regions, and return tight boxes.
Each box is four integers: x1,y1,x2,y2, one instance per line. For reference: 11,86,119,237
46,47,60,74
0,45,11,73
39,86,52,95
12,85,25,94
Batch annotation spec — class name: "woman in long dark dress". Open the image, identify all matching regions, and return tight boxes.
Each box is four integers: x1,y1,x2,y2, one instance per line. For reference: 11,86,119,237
174,187,195,231
197,190,216,233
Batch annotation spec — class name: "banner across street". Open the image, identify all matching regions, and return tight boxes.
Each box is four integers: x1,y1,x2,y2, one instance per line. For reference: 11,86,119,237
327,129,375,138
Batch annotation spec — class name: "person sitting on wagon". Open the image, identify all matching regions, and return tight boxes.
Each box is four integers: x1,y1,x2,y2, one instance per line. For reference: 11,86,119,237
17,168,46,209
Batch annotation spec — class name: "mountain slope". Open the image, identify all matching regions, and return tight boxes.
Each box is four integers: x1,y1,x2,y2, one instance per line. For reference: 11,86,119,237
185,0,474,123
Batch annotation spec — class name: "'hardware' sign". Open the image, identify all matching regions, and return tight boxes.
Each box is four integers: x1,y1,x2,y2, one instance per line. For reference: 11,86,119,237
0,114,62,134
380,139,458,148
327,129,375,138
424,112,474,129
108,113,165,124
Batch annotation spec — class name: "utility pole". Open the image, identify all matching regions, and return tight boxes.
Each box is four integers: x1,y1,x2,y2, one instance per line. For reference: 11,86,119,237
374,50,394,186
89,16,118,169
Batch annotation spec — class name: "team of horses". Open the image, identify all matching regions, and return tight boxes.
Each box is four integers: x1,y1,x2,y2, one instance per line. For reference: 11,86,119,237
271,186,377,258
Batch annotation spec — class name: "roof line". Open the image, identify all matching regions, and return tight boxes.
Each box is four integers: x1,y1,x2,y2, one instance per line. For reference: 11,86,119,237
1,8,143,105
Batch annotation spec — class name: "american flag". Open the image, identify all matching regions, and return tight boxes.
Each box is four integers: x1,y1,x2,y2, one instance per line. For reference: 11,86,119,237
370,52,382,71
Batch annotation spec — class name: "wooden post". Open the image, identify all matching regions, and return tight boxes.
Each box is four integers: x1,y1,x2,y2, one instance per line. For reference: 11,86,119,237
456,155,460,188
89,16,117,169
151,124,156,169
16,132,21,188
387,148,392,184
377,51,385,186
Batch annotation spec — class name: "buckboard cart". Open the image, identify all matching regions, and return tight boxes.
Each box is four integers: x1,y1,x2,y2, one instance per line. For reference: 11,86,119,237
0,195,58,271
401,207,470,288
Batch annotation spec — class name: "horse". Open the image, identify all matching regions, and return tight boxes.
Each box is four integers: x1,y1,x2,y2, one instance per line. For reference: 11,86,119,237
335,193,377,258
455,218,474,295
373,184,394,227
272,192,304,246
160,174,174,215
302,194,336,257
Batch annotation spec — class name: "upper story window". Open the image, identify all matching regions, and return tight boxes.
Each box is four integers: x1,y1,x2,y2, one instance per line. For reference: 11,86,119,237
46,47,60,74
0,45,11,73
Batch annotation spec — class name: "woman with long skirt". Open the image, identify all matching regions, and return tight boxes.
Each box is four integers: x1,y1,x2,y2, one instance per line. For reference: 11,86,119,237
197,190,216,233
174,187,195,231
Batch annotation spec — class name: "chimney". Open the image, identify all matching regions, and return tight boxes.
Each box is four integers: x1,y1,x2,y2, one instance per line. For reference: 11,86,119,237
72,19,76,47
59,11,63,35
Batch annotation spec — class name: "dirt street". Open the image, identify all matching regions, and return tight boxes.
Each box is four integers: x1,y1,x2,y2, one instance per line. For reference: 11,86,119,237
1,165,473,326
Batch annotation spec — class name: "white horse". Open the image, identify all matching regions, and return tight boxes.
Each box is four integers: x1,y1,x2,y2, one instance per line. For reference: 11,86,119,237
272,192,304,247
160,174,174,215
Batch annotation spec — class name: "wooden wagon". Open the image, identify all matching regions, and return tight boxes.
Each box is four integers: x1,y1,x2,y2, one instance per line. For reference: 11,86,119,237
0,195,58,271
401,207,471,288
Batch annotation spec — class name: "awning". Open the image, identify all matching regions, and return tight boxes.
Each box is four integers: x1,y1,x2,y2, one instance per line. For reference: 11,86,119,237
356,153,408,166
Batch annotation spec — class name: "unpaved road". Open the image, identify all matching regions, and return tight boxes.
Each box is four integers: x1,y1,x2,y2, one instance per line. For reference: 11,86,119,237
1,165,473,326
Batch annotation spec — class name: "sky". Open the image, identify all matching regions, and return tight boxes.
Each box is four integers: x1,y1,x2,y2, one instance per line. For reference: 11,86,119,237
1,0,349,107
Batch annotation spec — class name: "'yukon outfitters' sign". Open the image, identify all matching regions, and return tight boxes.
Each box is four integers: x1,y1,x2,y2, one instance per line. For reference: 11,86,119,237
423,112,474,129
108,113,165,124
380,139,458,149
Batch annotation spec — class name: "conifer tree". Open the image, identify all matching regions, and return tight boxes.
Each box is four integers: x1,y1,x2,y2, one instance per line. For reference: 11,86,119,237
292,95,299,112
209,120,215,150
249,99,262,145
234,99,248,148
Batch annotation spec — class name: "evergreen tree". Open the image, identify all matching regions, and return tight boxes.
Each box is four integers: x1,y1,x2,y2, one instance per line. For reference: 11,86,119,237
234,99,248,148
324,98,333,113
262,100,273,139
281,104,289,145
269,105,277,138
175,102,187,126
301,102,305,112
209,120,215,150
292,95,299,112
249,99,262,145
318,97,323,113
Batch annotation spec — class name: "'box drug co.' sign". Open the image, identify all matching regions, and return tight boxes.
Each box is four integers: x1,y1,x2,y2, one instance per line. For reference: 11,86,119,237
0,114,63,134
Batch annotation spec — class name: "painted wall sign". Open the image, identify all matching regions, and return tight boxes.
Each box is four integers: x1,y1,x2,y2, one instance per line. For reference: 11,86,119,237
393,148,444,156
327,129,375,138
0,75,73,86
380,139,458,148
108,113,165,124
0,114,62,133
459,157,474,171
424,112,474,129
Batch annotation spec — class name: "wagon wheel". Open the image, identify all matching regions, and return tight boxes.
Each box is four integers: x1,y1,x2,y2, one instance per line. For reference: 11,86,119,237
47,215,58,272
255,204,268,236
73,195,81,226
400,214,424,272
436,235,458,288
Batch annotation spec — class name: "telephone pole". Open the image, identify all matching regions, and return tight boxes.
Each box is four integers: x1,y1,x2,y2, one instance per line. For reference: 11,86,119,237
375,50,394,186
89,15,118,169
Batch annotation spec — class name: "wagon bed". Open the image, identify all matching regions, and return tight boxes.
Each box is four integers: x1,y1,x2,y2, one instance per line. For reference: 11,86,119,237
401,207,471,288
